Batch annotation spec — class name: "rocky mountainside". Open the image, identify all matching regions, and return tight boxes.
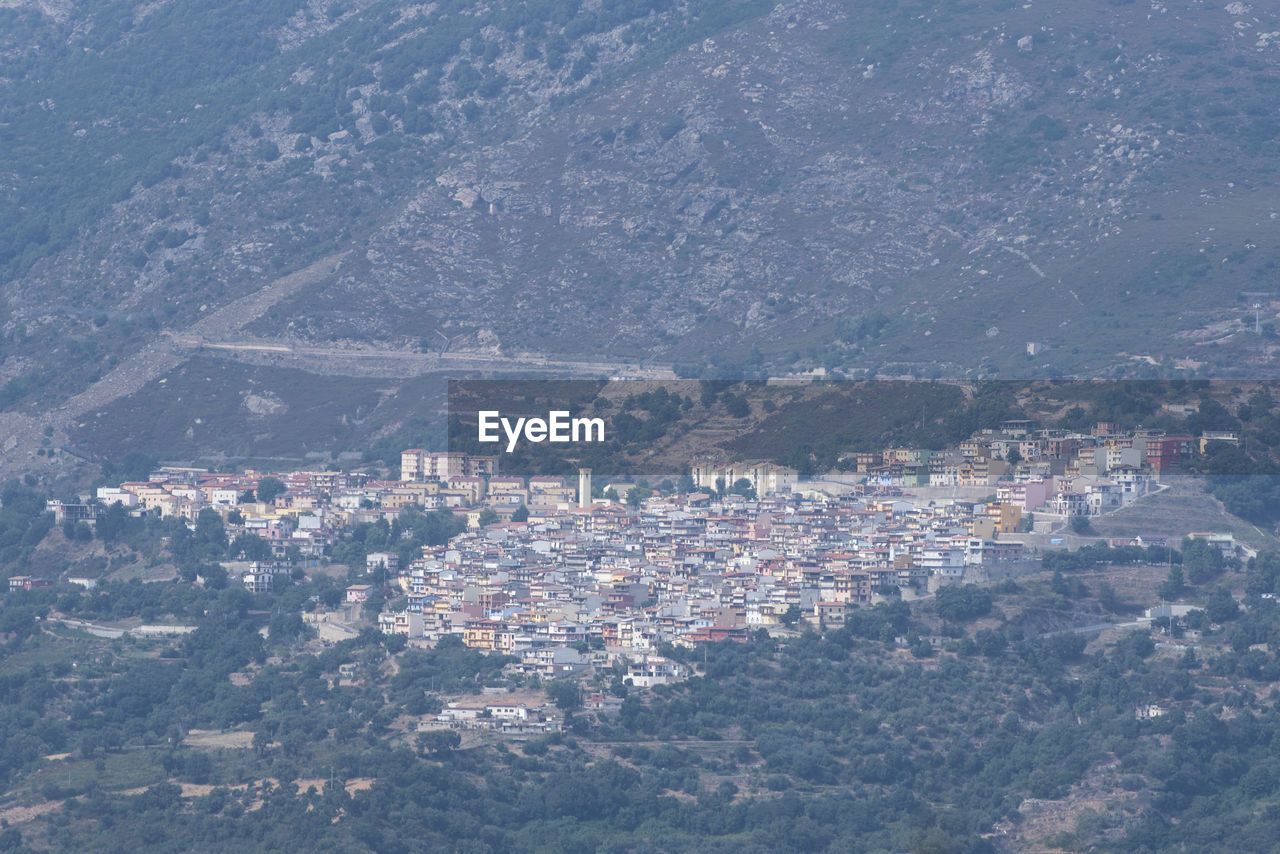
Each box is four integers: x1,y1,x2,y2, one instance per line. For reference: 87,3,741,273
2,0,1280,467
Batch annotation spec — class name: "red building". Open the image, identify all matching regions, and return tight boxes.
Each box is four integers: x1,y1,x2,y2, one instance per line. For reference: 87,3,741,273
8,576,51,592
1145,436,1194,472
682,626,751,645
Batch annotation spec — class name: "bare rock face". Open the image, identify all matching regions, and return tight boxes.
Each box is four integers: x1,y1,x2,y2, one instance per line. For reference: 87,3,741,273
0,0,75,24
243,392,288,417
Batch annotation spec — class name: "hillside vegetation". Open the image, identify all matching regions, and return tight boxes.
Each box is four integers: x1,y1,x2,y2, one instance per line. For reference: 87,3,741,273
2,0,1280,434
4,531,1280,851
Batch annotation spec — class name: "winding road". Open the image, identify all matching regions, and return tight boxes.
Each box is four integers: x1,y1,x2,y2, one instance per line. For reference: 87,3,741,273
1,251,672,477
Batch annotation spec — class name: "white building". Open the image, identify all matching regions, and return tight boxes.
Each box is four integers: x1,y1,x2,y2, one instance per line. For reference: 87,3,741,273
690,461,798,496
367,551,400,574
627,654,690,688
965,538,1024,565
919,548,966,578
95,487,139,507
485,703,530,722
378,610,424,638
207,488,240,507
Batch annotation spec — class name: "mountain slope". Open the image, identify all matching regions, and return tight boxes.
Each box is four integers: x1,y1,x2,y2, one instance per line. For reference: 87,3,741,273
2,0,1280,470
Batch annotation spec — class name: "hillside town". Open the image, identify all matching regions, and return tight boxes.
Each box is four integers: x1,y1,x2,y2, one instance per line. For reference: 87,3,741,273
40,419,1236,704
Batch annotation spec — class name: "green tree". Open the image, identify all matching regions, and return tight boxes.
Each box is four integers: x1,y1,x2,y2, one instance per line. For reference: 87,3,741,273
975,628,1006,657
229,533,272,561
547,679,581,712
255,477,287,505
195,508,228,555
1158,565,1186,601
511,504,529,523
626,486,652,507
268,609,309,644
723,393,750,417
199,563,228,589
415,729,460,755
1182,537,1225,584
935,584,993,622
1098,581,1126,613
362,589,385,620
95,501,129,543
1206,588,1240,623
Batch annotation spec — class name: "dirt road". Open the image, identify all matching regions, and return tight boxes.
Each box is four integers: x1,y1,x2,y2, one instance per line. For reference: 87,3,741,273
0,253,347,477
165,337,678,380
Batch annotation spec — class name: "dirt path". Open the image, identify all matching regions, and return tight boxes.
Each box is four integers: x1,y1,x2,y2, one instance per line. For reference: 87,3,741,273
0,799,63,826
46,252,348,428
0,253,347,478
183,730,255,749
168,337,678,380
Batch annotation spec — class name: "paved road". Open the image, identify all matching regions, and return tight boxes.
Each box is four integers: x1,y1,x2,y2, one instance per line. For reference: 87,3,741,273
165,337,678,380
50,618,200,639
1037,618,1150,640
50,618,126,639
